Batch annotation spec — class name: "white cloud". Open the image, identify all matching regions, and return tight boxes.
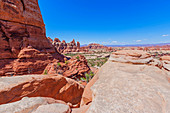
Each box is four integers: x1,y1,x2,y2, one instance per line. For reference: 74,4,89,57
102,41,118,45
112,41,118,44
136,40,142,42
162,34,169,37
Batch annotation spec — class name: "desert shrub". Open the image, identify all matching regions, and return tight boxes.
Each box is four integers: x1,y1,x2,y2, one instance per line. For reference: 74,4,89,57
65,60,69,65
57,62,61,67
97,62,100,67
85,73,90,82
80,71,95,83
76,56,80,61
80,77,86,82
44,69,48,75
90,71,94,78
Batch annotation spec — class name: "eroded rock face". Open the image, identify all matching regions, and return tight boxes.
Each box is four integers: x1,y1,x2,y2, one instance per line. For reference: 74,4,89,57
0,75,84,105
0,0,64,76
52,38,81,53
44,55,90,79
0,97,71,113
87,50,170,113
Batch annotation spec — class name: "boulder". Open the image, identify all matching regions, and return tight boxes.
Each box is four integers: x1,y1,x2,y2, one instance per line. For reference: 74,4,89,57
0,97,70,113
33,103,70,113
0,75,84,105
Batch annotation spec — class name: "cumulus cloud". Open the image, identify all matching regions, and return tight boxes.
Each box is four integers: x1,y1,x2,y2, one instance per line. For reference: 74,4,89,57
162,34,169,37
136,40,142,42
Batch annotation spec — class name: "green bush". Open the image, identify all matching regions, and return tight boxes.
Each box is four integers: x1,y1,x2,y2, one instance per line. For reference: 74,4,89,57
76,56,80,61
44,69,48,75
85,73,90,82
57,62,61,67
80,77,86,81
65,60,69,65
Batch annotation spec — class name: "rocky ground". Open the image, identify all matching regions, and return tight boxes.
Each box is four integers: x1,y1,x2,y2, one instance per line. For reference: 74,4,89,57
0,0,170,113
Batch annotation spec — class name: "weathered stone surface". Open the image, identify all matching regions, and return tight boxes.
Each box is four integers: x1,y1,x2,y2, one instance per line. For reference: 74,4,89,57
72,104,91,113
110,50,153,64
87,58,170,113
161,56,170,61
33,103,71,113
0,75,84,105
0,97,70,113
0,0,44,27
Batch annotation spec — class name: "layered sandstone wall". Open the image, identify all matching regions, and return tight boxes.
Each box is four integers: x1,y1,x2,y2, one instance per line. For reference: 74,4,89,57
0,0,65,76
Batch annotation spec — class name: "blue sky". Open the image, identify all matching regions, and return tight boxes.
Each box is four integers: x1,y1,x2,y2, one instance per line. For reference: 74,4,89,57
39,0,170,45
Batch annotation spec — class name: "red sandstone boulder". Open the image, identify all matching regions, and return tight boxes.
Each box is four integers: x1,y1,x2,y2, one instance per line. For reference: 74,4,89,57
0,75,84,105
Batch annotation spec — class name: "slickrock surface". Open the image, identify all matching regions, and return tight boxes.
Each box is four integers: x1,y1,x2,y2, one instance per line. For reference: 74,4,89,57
0,97,70,113
110,50,153,64
0,75,84,105
87,50,170,113
0,0,65,76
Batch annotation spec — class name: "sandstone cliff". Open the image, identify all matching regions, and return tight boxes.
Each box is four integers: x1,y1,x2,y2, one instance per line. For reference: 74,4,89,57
0,0,65,76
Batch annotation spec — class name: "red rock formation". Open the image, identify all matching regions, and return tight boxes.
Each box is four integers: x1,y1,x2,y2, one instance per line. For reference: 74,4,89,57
0,0,64,76
62,40,66,43
47,37,53,43
54,38,61,43
52,39,81,53
77,41,80,49
44,55,90,79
